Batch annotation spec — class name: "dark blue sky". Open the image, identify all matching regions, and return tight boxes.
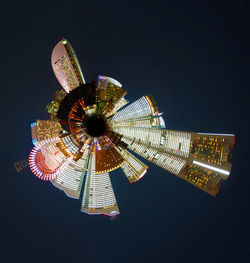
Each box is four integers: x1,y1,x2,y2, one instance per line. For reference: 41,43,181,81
1,1,249,262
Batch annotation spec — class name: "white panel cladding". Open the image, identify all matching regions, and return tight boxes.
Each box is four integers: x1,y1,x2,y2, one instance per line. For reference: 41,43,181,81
108,97,129,116
81,154,118,212
51,148,90,199
160,130,191,158
111,96,152,122
121,162,137,181
115,127,191,158
111,117,162,129
122,136,186,175
62,136,79,154
118,148,148,182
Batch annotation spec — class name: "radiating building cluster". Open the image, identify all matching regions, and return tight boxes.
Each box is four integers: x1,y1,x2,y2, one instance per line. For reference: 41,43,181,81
28,38,235,216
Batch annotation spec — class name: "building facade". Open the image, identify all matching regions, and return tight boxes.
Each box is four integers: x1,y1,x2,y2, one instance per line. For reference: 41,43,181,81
28,38,235,216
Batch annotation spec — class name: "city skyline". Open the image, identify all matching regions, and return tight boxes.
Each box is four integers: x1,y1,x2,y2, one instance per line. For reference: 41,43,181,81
28,38,235,216
2,2,247,262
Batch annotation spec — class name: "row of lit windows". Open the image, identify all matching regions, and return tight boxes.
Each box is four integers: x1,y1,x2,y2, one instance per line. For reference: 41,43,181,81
111,115,166,129
111,96,152,122
161,130,191,158
82,155,118,211
105,85,126,104
118,149,147,182
181,165,223,194
153,151,186,175
115,127,161,146
52,149,90,198
33,120,61,143
62,136,79,154
108,98,129,116
123,136,186,175
116,127,191,159
112,119,152,128
54,54,80,92
192,135,230,166
121,150,145,172
121,163,138,182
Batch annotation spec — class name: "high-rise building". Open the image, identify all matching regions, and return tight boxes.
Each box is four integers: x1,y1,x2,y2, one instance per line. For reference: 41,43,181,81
117,147,148,183
51,147,90,199
112,126,234,196
28,38,235,216
81,150,119,216
51,38,85,93
31,120,62,145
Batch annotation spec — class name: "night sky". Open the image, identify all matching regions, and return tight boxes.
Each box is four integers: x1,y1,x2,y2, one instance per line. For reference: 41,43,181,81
1,1,249,262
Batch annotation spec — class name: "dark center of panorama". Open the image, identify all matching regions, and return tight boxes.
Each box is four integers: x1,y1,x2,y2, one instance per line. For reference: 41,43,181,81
83,114,108,137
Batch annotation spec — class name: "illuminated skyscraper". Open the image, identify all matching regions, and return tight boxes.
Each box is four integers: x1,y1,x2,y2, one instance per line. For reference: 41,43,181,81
81,151,119,216
113,126,234,196
28,38,235,216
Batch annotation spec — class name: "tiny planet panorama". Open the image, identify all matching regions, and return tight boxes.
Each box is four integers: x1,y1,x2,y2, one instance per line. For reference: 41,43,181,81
28,38,235,216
